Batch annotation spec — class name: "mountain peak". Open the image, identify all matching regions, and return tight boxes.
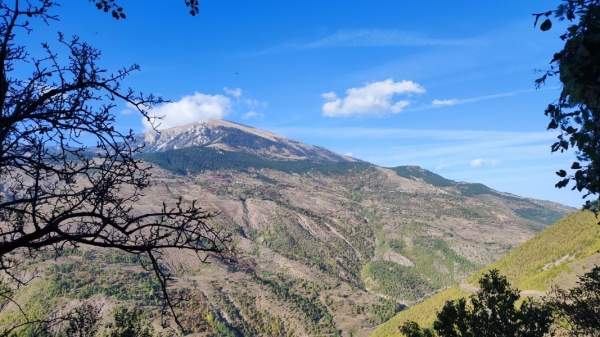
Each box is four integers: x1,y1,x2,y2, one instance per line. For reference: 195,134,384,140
141,119,354,162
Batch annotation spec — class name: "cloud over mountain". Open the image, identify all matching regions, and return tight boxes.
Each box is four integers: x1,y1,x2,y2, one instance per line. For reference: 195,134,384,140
142,88,268,130
143,92,232,130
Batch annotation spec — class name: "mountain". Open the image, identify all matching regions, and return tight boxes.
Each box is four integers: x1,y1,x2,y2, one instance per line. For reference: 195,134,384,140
1,120,574,337
140,119,354,162
371,210,600,337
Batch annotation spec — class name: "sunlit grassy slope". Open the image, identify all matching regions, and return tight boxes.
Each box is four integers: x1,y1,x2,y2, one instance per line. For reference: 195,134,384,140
371,211,600,337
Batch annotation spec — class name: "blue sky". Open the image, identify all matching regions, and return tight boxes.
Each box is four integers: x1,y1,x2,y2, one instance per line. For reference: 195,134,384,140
26,1,585,206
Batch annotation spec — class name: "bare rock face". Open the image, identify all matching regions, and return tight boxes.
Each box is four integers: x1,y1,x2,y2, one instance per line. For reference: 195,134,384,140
141,119,354,162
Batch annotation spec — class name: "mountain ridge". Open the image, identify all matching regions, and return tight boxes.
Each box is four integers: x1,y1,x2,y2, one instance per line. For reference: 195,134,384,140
140,119,356,162
139,120,572,215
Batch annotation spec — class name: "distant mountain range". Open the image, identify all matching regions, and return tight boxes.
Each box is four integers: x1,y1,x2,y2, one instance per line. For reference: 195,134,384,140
3,120,576,337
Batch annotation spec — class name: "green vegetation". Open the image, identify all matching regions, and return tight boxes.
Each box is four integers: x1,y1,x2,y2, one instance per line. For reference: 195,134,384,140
391,166,455,187
368,299,405,325
47,259,162,305
514,207,565,229
455,182,499,197
362,261,434,301
367,225,477,302
549,266,600,337
535,1,600,210
400,270,552,337
230,291,295,337
399,237,477,289
471,211,600,291
0,278,61,337
252,273,340,336
0,250,165,337
104,307,154,337
391,166,529,203
371,211,599,337
140,146,371,175
388,239,406,253
261,220,363,285
208,278,324,337
205,311,242,337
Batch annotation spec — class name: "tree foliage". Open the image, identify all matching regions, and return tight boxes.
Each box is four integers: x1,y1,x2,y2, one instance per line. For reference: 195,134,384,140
400,270,552,337
534,0,600,210
90,0,200,19
549,266,600,337
103,307,154,337
59,303,102,337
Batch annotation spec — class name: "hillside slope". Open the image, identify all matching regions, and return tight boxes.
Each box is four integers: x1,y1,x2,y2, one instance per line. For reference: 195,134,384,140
371,211,600,337
0,120,574,337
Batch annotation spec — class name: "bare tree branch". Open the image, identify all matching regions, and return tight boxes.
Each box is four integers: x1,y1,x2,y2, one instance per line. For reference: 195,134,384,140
0,1,232,334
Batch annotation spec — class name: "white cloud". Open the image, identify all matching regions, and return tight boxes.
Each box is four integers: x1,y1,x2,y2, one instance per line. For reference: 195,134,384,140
321,79,425,117
422,88,560,112
143,92,232,130
303,29,477,49
432,99,459,106
246,29,478,56
240,98,267,119
469,158,499,168
321,92,338,100
223,87,243,98
242,110,263,119
243,98,267,110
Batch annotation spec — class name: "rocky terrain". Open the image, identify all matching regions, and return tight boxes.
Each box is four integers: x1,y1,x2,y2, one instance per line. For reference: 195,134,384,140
1,120,573,337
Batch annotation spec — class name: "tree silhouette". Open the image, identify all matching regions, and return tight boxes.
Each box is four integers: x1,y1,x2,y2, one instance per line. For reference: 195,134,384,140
400,270,552,337
549,266,600,337
534,0,600,210
0,0,231,333
90,0,200,19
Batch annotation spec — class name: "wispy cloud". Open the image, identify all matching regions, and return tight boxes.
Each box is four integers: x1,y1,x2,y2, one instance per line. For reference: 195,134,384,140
274,126,554,143
247,29,479,56
469,158,499,168
223,87,243,98
321,79,425,117
432,98,460,106
242,110,264,119
427,88,539,110
274,125,558,174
